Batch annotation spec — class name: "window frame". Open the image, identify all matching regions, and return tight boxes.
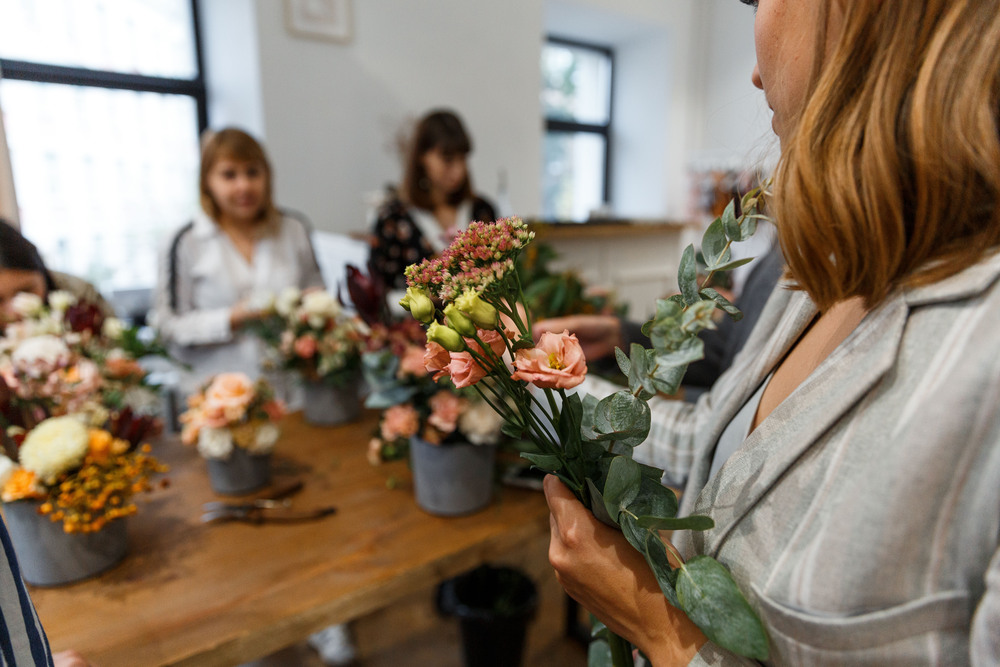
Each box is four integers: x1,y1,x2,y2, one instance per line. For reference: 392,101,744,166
0,0,208,134
543,34,615,219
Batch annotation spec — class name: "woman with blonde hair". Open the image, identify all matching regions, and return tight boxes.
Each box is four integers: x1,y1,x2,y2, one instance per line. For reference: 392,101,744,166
545,1,1000,664
152,128,325,392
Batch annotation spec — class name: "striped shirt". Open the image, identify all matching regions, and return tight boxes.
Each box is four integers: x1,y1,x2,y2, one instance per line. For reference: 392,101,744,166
0,518,53,666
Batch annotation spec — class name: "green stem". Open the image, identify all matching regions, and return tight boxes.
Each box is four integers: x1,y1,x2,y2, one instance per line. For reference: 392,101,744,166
607,632,635,667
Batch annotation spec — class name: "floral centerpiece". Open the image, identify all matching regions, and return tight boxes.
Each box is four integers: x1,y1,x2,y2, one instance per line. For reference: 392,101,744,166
0,415,165,533
398,201,770,664
0,290,166,443
180,372,284,460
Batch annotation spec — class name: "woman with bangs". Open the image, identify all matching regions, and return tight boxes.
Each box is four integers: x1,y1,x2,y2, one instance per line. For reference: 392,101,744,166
368,109,496,294
152,127,325,393
544,1,1000,664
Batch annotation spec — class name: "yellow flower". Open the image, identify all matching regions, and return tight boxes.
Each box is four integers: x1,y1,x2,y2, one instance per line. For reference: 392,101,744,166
455,289,499,329
399,287,435,323
427,321,465,352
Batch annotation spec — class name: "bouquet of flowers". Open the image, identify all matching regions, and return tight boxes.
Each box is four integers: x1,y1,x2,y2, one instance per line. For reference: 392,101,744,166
0,291,166,443
179,373,285,460
252,287,368,387
0,414,166,533
398,199,770,665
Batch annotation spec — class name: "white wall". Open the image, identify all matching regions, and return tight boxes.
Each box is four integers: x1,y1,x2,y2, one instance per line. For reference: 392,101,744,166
198,0,766,234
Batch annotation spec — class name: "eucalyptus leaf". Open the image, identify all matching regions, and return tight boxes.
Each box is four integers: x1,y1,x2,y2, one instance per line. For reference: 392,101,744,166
649,362,687,397
637,514,715,532
699,287,743,321
677,557,770,660
586,479,618,528
707,257,755,273
628,475,679,520
619,512,649,555
501,420,525,439
627,345,658,400
721,199,741,241
700,217,730,267
520,452,563,473
588,640,613,667
644,532,680,608
592,391,651,450
614,346,631,377
559,392,584,459
651,336,704,369
602,456,643,523
678,244,699,305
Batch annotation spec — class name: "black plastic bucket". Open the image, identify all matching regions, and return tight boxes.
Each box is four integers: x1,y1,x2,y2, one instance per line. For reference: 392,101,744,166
438,565,539,667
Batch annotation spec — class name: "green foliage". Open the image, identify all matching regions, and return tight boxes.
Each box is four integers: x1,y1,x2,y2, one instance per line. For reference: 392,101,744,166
515,241,628,320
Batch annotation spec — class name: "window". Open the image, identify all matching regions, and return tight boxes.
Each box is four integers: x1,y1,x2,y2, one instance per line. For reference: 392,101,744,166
541,36,613,222
0,0,206,299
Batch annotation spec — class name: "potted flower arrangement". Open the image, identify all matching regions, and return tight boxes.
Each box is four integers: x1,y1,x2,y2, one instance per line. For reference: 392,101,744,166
252,287,367,426
363,326,508,516
180,372,285,495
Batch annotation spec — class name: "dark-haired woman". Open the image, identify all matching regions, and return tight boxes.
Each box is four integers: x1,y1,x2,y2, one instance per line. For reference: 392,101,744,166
369,109,496,292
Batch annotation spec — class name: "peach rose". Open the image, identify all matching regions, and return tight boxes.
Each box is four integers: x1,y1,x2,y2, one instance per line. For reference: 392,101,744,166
203,372,255,426
510,330,587,389
104,356,145,380
380,403,420,441
398,344,429,378
293,334,318,359
424,341,452,381
446,329,506,389
427,390,467,435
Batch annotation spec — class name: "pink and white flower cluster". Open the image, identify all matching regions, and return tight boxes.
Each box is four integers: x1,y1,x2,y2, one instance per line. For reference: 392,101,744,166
180,372,285,459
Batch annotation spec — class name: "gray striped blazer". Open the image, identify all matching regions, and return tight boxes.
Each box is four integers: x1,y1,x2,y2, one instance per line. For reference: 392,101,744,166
630,252,1000,666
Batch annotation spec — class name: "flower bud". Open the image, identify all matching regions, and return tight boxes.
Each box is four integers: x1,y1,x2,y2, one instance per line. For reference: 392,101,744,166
426,321,465,352
399,287,435,323
455,290,498,329
444,304,477,337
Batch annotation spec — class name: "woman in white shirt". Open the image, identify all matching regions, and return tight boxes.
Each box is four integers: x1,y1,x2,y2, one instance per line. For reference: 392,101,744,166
153,128,325,394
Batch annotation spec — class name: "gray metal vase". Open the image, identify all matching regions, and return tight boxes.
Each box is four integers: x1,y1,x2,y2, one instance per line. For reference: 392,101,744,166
303,380,361,426
409,436,496,516
206,447,271,495
2,500,128,586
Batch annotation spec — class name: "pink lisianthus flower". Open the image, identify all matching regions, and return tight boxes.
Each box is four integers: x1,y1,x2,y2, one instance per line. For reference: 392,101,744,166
398,344,429,378
380,403,420,441
511,330,587,389
202,372,256,426
447,329,507,388
293,334,318,359
427,390,467,435
424,341,452,381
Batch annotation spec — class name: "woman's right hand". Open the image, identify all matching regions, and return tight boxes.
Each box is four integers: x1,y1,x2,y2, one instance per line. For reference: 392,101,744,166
533,314,623,361
229,301,264,329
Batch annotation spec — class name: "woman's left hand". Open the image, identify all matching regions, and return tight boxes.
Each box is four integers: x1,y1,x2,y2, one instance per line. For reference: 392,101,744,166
544,474,707,665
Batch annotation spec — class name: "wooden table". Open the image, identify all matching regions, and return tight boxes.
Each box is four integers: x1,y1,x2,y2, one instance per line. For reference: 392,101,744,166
29,411,551,666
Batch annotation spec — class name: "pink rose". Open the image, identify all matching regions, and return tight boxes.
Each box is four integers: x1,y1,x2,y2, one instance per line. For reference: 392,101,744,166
398,344,429,378
424,341,452,381
446,329,506,388
427,390,467,435
510,330,587,389
293,334,318,359
202,372,256,426
380,403,420,441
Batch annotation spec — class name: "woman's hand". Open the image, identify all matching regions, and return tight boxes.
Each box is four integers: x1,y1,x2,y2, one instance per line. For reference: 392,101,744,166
544,475,707,665
229,301,264,329
533,315,622,361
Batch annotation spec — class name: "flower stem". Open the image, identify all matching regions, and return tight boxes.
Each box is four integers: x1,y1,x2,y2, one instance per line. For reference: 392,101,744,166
608,632,635,667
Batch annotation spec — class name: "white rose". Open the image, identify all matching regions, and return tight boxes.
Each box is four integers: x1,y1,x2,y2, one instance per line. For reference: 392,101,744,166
11,292,44,318
248,290,276,312
102,317,125,340
0,455,16,489
19,416,90,483
457,399,506,446
11,335,71,373
302,290,340,319
275,287,301,318
47,290,77,313
197,427,234,460
248,422,280,455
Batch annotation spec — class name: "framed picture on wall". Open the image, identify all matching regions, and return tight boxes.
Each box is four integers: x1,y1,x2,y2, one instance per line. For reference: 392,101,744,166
284,0,352,43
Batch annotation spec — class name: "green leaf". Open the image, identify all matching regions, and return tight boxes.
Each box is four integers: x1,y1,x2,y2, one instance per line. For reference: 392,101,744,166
707,256,755,273
614,346,631,377
678,244,699,305
559,392,584,459
637,461,666,482
700,217,730,267
643,532,680,608
721,199,741,241
629,475,679,519
649,363,687,397
652,335,704,369
620,511,648,553
699,287,743,321
592,390,651,451
602,456,643,522
637,514,715,532
501,420,525,439
586,479,618,528
520,452,563,473
677,557,770,660
627,345,657,400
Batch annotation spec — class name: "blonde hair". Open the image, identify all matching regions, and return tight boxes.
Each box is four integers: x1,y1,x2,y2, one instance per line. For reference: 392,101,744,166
199,128,277,223
775,0,1000,310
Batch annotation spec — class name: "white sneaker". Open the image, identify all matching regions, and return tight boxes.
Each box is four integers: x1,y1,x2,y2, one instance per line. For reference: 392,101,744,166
307,624,358,666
